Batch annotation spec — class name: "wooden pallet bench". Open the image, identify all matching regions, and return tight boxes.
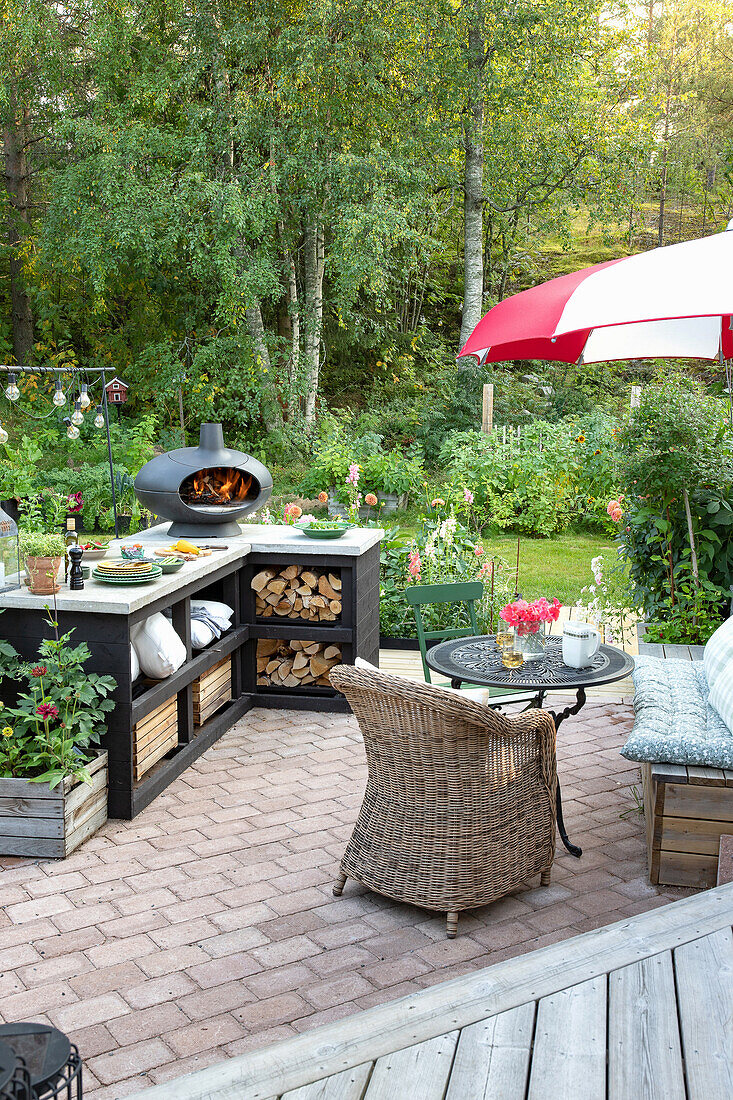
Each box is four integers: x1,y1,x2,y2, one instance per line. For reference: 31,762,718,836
637,631,733,887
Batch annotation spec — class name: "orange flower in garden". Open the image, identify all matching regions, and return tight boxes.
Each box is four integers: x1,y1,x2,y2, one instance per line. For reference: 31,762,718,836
283,503,302,523
317,491,328,503
364,493,378,507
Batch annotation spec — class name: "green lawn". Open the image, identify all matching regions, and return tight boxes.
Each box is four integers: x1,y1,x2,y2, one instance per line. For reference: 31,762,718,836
480,532,616,607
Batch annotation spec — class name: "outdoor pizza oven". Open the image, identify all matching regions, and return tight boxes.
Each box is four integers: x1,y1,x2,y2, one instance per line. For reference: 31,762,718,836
134,423,273,538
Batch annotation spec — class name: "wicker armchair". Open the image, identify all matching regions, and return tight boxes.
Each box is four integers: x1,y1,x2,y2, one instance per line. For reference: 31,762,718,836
329,663,557,937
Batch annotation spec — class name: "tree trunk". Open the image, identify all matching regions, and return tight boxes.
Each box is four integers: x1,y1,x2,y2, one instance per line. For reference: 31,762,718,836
460,15,485,349
245,302,282,432
682,487,699,588
303,221,324,425
2,86,34,365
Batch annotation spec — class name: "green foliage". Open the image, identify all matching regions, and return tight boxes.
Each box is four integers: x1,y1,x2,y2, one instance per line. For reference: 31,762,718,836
379,511,515,638
616,378,733,624
439,422,601,537
0,436,43,500
0,621,116,786
299,416,424,498
19,532,64,558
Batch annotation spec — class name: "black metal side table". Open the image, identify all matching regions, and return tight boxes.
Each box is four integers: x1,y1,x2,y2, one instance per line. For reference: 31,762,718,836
426,634,634,858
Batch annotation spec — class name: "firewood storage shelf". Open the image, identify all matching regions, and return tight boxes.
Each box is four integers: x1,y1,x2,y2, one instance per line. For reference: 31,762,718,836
0,526,382,819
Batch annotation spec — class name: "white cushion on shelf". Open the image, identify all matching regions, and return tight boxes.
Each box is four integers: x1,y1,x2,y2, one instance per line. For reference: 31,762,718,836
133,613,187,679
191,619,217,650
191,600,234,628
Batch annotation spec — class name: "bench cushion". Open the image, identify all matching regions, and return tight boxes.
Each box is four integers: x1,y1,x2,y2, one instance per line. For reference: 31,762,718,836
622,654,733,769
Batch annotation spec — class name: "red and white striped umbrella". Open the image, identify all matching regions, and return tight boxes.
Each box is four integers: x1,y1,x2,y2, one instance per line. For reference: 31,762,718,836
459,229,733,365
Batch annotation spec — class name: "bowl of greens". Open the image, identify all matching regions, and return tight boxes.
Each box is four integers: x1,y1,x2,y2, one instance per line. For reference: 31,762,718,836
295,517,354,540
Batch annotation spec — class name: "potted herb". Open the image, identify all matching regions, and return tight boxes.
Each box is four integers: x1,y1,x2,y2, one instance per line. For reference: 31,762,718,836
0,623,115,857
20,532,65,595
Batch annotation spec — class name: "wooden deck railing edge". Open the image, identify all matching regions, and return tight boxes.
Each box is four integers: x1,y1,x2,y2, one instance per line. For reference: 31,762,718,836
128,881,733,1100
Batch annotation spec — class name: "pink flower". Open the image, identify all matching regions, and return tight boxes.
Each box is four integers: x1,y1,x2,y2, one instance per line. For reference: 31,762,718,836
282,503,302,524
364,493,378,507
431,498,445,508
36,703,59,721
408,550,422,581
474,546,484,556
346,464,360,487
31,666,47,678
606,499,621,517
463,488,474,504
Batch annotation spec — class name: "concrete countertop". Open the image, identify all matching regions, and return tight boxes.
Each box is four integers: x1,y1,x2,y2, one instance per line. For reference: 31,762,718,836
0,522,383,616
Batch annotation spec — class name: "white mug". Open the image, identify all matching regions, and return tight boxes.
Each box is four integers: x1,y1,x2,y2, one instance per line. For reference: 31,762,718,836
562,620,601,668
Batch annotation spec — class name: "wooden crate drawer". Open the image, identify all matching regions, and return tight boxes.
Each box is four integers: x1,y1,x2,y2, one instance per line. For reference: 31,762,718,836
133,697,178,781
193,656,232,727
643,762,733,888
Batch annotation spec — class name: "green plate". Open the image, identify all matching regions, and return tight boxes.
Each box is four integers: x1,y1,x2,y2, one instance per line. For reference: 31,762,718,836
297,525,352,540
92,566,162,585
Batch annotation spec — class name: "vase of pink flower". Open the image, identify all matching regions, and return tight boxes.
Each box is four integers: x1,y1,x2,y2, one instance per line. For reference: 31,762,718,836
499,597,562,661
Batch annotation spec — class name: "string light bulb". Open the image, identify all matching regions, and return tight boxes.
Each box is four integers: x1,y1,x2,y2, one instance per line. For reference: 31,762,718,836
5,373,19,401
0,423,7,445
71,400,84,427
94,405,105,429
53,379,66,407
66,422,79,440
79,383,91,409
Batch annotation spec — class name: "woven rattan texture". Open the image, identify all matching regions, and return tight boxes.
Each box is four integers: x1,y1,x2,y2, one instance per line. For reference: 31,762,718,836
329,665,558,930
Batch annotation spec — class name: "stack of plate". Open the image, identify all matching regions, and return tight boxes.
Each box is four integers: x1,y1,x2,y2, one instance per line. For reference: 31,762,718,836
92,559,163,585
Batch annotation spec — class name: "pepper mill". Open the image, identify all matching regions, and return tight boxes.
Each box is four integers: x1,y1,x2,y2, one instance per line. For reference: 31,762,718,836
68,545,84,590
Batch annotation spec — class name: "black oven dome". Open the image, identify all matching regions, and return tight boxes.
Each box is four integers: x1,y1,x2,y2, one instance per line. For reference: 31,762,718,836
134,423,273,538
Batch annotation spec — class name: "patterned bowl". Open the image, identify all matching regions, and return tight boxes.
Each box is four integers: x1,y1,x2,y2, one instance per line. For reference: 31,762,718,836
120,544,146,560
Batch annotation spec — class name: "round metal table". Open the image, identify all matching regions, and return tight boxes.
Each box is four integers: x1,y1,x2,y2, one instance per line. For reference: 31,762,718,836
426,635,635,858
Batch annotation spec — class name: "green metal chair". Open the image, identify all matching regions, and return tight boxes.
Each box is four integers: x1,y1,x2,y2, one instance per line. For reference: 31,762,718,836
405,581,535,706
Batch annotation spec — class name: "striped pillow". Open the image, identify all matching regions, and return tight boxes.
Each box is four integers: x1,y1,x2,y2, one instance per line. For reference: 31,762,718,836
704,617,733,731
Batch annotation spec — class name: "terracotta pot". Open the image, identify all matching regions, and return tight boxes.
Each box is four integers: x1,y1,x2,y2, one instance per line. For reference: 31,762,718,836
26,555,63,595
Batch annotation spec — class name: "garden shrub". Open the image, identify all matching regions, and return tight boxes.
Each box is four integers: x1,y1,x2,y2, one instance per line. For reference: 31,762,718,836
439,423,578,536
616,378,733,638
298,414,424,499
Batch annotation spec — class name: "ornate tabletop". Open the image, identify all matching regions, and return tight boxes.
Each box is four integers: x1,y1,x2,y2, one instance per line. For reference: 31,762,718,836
426,634,634,692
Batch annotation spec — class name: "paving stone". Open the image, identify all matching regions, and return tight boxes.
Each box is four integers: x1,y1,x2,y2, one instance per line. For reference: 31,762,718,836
88,1039,174,1085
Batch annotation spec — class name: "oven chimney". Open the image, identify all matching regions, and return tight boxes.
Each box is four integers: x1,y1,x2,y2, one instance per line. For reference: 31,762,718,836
198,423,225,453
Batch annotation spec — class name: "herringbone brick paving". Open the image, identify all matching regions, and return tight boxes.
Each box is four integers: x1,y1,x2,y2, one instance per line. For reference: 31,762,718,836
0,702,693,1097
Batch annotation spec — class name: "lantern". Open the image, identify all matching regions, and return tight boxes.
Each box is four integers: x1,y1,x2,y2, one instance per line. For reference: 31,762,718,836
0,504,21,592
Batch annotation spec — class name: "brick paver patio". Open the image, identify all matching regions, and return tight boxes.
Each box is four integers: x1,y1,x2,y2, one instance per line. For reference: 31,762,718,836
0,701,693,1097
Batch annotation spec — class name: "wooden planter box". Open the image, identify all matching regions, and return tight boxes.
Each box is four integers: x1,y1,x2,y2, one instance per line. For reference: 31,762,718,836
642,761,733,887
133,696,178,780
0,751,108,858
193,656,233,727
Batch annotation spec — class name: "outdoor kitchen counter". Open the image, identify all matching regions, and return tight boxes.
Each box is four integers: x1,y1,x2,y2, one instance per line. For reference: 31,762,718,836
0,522,384,614
0,521,384,819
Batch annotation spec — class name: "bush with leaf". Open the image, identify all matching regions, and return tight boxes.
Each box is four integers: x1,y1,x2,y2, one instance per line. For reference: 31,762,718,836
0,622,116,787
615,377,733,639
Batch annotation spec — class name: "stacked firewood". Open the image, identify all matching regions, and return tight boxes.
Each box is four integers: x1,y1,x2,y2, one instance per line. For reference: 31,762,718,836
256,639,342,687
252,566,342,621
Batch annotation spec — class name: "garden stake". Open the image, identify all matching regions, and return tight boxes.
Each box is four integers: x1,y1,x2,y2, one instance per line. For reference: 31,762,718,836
489,559,495,631
515,535,521,598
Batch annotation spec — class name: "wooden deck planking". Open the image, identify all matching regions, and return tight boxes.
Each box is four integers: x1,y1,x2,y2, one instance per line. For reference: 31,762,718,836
608,953,685,1100
674,926,733,1100
445,1004,535,1100
129,883,733,1100
363,1032,458,1099
527,977,607,1100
